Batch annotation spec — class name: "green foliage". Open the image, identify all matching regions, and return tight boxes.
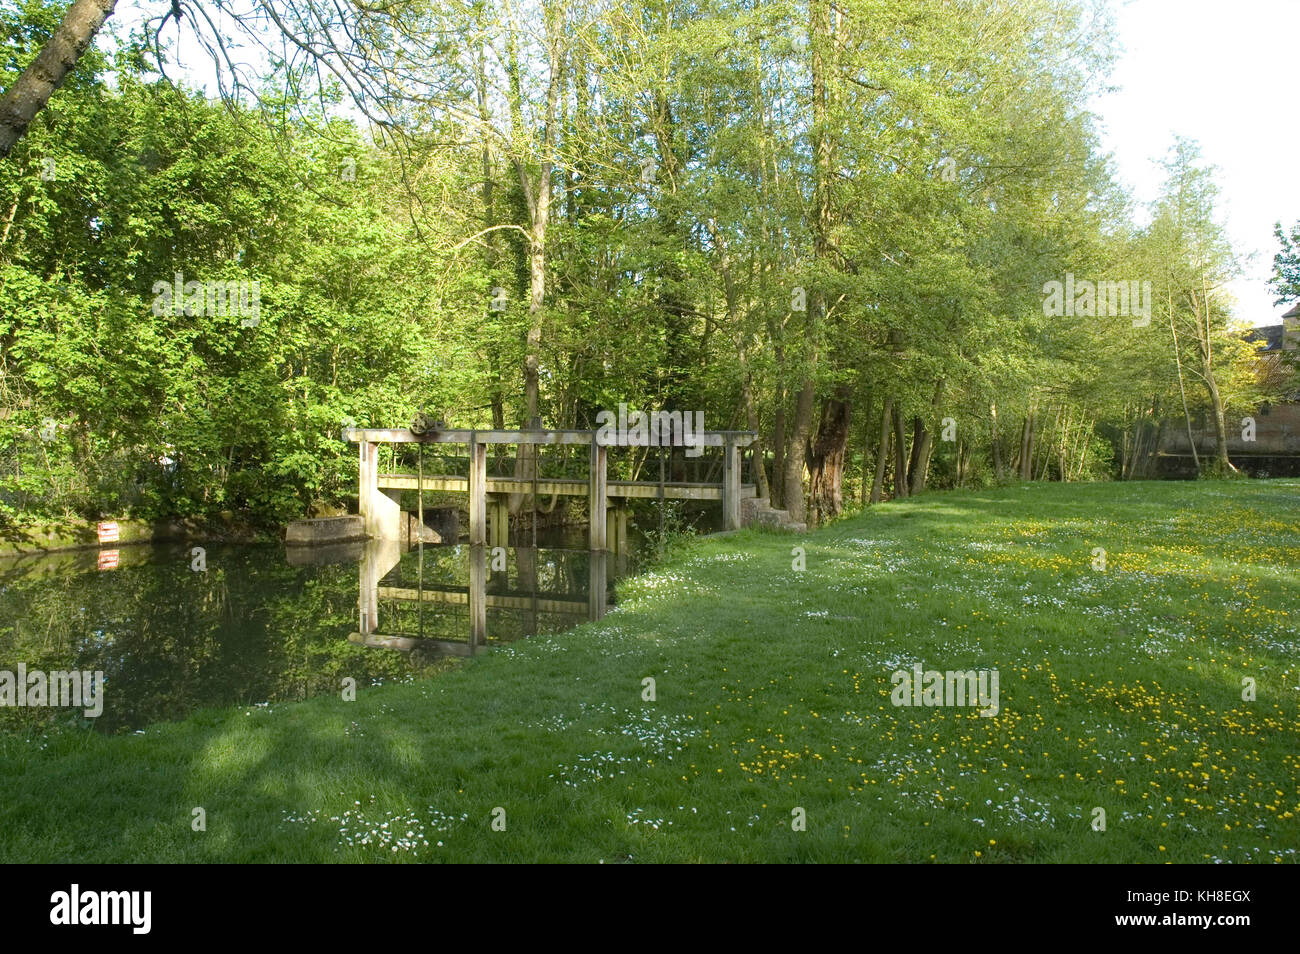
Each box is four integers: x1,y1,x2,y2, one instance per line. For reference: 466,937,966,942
0,0,1274,529
1270,220,1300,307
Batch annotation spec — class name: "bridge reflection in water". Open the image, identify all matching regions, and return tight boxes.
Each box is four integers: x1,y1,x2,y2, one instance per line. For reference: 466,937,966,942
350,538,624,659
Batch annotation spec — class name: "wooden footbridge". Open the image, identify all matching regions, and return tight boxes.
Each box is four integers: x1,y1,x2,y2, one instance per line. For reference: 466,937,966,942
342,426,758,549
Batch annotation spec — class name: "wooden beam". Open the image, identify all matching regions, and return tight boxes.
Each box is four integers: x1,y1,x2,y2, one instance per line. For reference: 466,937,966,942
377,474,757,501
377,585,588,614
344,426,756,448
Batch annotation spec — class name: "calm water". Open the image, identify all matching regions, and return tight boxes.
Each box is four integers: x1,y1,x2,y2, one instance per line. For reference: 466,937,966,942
0,532,635,735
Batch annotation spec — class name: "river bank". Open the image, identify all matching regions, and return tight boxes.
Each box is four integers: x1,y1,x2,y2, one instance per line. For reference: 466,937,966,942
0,514,268,561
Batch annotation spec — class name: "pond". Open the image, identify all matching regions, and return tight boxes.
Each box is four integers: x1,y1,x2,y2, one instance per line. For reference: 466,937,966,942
0,530,639,735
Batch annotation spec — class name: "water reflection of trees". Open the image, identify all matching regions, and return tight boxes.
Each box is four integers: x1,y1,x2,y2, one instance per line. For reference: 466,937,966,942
0,545,420,734
0,540,619,736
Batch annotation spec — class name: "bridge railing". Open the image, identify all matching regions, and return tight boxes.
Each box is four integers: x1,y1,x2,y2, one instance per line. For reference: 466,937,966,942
341,427,757,547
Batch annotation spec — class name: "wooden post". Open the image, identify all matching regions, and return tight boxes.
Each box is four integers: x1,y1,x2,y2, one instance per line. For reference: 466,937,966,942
469,434,486,547
588,550,607,620
517,544,537,635
614,507,630,576
589,438,607,551
468,543,486,648
487,496,502,549
658,446,665,543
606,504,628,554
723,436,741,530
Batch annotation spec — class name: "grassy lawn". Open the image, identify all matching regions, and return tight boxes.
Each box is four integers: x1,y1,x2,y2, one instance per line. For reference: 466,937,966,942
1,479,1297,863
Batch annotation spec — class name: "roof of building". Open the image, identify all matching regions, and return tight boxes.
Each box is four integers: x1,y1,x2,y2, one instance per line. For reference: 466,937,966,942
1245,323,1285,351
1284,303,1300,319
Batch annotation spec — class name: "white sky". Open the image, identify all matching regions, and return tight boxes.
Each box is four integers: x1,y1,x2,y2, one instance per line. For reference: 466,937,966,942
1091,0,1300,326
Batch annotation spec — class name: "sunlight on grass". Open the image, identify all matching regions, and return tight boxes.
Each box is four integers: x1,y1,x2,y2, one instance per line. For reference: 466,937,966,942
1,480,1296,863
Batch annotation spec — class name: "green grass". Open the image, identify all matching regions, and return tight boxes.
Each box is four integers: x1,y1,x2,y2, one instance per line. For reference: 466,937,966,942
2,479,1297,863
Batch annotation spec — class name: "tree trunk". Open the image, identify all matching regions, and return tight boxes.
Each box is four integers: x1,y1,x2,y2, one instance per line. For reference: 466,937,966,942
1056,406,1069,481
990,402,1004,480
771,400,785,505
908,380,943,495
781,378,816,520
892,402,909,499
906,417,925,494
742,374,770,500
870,397,892,504
1036,407,1055,481
859,393,873,507
780,0,836,524
1203,361,1233,473
1018,409,1035,480
1187,280,1236,475
807,386,851,524
508,19,562,514
0,0,117,159
1167,297,1200,474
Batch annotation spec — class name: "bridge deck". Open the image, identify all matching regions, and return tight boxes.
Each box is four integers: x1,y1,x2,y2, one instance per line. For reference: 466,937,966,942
377,474,757,501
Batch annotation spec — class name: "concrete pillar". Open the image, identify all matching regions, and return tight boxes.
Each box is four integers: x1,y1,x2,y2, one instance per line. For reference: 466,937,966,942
360,441,401,540
358,537,402,635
